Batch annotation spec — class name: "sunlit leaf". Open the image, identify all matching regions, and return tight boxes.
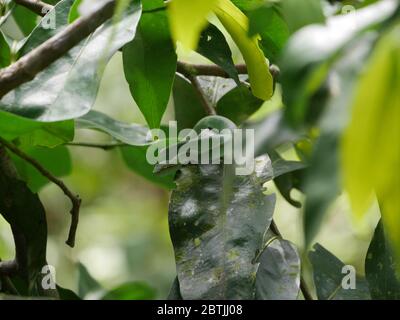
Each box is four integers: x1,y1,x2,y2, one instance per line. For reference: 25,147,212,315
168,0,217,50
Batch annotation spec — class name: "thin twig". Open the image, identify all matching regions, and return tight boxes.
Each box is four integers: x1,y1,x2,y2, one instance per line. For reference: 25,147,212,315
270,220,314,300
0,138,81,247
0,0,117,98
13,0,53,16
66,141,125,150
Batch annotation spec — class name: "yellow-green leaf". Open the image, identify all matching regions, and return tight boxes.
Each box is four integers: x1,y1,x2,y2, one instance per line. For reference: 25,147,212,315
341,25,400,264
214,0,273,100
168,0,217,50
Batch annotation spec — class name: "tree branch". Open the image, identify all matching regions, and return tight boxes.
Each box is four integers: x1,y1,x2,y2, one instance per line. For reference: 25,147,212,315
0,0,117,98
13,0,53,16
0,138,81,248
270,220,314,300
66,141,125,150
177,61,280,79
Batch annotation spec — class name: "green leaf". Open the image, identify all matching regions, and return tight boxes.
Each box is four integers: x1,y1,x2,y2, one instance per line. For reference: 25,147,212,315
309,244,371,300
255,238,301,300
248,4,289,62
169,159,276,299
215,0,273,100
78,262,103,299
173,74,207,131
120,145,176,189
101,282,156,300
76,110,150,146
0,110,73,145
341,25,400,263
57,285,81,300
0,31,11,68
68,0,82,23
168,0,217,50
123,0,177,128
11,145,72,192
12,5,38,37
280,0,325,33
0,0,142,122
197,23,239,83
0,165,49,295
365,220,400,299
217,84,263,125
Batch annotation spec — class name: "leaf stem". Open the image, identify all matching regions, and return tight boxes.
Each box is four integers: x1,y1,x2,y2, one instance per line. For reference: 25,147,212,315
66,141,125,150
0,138,81,248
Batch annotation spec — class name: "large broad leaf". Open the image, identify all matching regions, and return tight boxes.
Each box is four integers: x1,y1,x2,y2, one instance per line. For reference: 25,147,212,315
11,145,72,192
0,0,142,122
123,0,177,129
255,238,301,300
215,0,273,100
281,0,397,126
169,158,277,299
309,244,371,300
0,110,73,145
197,23,239,83
217,84,263,125
76,110,149,146
0,160,50,296
12,4,38,37
341,25,400,263
365,220,400,299
173,74,207,131
168,0,217,50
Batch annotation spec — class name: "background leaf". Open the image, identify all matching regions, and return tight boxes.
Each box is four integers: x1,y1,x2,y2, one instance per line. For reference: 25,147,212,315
123,0,177,128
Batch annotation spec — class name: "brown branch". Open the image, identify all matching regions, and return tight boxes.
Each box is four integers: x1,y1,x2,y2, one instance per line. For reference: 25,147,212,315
270,220,314,300
0,0,117,98
0,138,81,247
176,61,280,79
13,0,53,16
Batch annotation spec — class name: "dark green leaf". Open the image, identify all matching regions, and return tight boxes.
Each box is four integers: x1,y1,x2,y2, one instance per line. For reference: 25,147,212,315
123,0,176,128
309,244,371,300
57,285,81,300
198,23,239,83
101,282,156,300
248,4,289,62
120,145,176,189
12,5,38,37
217,84,263,125
365,220,400,299
0,163,49,295
173,74,207,131
255,238,301,300
0,0,142,122
169,159,276,299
